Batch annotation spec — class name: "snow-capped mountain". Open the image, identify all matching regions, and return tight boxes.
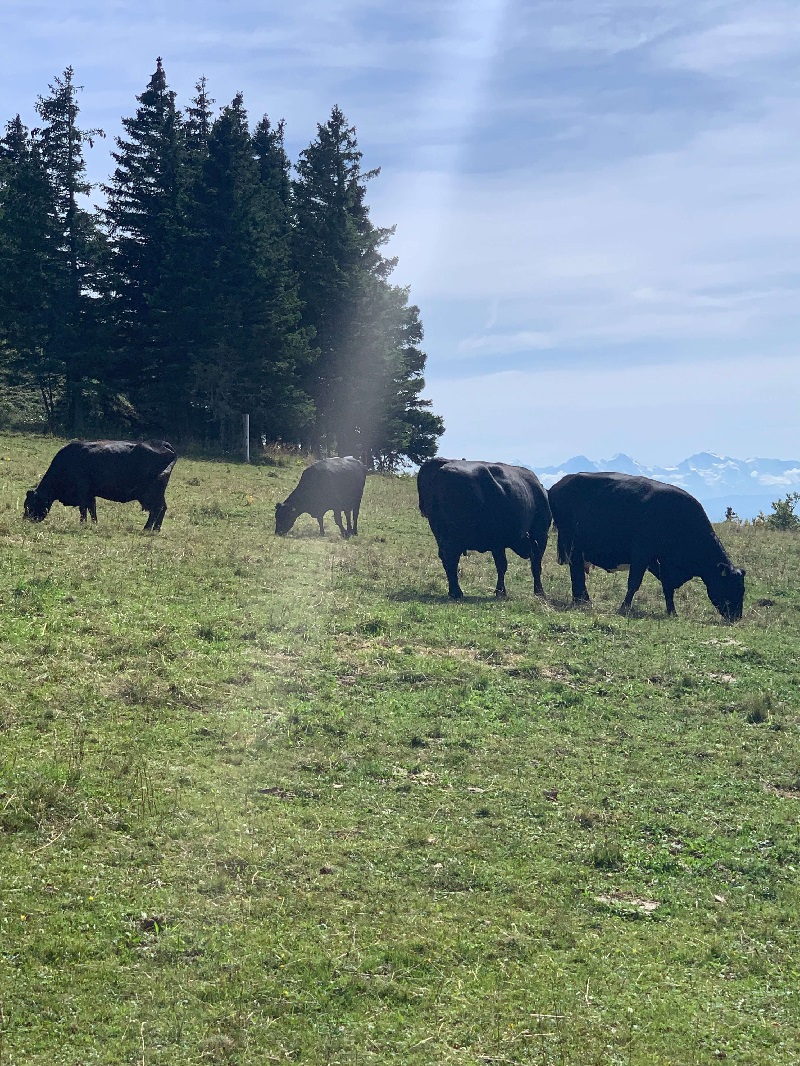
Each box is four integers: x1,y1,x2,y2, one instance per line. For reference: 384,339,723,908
535,453,800,521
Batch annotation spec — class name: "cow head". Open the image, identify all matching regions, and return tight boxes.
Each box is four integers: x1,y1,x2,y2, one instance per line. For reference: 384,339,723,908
274,501,298,536
24,489,51,523
705,561,746,622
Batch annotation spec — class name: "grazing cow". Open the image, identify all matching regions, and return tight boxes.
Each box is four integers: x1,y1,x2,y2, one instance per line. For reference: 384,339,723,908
548,472,746,620
275,456,366,539
417,457,551,599
24,440,177,532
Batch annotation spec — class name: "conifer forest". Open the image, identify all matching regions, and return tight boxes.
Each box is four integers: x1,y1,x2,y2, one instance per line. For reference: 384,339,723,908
0,60,444,467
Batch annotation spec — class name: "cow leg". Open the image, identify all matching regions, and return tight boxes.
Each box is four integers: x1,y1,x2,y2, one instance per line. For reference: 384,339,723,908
79,497,96,523
492,549,508,598
333,511,348,539
352,502,360,536
439,545,463,600
529,538,546,598
150,473,171,532
344,510,354,538
662,585,677,616
569,550,591,606
618,559,648,615
657,566,678,616
145,503,167,532
317,517,325,535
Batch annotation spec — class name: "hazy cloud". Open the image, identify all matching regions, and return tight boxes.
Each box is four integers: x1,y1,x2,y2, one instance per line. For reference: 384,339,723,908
427,352,800,468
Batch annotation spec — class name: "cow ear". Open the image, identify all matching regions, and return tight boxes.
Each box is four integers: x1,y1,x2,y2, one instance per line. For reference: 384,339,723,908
740,568,747,577
717,562,729,576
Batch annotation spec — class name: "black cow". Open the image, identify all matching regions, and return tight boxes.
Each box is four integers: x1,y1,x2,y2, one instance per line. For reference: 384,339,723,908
417,457,551,599
275,456,367,539
548,472,746,620
24,440,177,532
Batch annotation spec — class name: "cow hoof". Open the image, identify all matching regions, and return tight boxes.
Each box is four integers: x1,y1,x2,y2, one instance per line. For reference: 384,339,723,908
494,589,507,599
448,590,464,601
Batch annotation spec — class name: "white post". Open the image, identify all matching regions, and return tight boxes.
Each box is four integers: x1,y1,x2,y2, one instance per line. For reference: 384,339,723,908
243,413,250,463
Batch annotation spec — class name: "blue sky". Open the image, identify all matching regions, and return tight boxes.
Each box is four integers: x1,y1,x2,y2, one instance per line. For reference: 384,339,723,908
3,1,799,466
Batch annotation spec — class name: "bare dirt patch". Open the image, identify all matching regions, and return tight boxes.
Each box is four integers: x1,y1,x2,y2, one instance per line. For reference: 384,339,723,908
595,893,661,915
765,783,800,800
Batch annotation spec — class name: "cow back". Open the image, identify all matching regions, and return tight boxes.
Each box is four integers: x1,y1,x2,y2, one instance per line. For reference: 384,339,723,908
289,456,366,515
550,471,720,571
42,440,176,505
418,458,550,555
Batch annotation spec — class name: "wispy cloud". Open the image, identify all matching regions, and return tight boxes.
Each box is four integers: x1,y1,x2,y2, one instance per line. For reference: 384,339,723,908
527,0,690,57
660,2,800,72
380,94,800,362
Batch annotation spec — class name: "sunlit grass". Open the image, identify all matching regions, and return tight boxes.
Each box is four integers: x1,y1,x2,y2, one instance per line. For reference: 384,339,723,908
1,432,798,1064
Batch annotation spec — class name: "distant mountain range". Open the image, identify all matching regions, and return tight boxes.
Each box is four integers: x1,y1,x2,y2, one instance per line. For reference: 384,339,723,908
534,453,800,522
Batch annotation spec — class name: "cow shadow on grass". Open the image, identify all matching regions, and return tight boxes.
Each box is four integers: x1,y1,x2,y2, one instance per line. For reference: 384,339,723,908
546,595,576,612
387,587,554,606
44,524,134,537
387,588,464,604
386,587,739,622
283,527,345,540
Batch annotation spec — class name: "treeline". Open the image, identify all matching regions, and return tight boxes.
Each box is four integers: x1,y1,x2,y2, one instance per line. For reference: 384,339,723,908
0,60,443,467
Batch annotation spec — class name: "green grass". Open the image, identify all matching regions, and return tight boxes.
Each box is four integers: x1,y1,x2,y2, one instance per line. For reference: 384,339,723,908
1,431,799,1064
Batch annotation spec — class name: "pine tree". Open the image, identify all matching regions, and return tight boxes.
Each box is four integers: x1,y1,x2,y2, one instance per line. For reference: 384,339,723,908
0,116,63,428
252,115,291,213
34,67,107,433
293,106,389,452
184,77,214,171
364,290,444,469
103,58,189,430
191,95,313,447
156,76,217,436
251,112,314,441
292,105,442,464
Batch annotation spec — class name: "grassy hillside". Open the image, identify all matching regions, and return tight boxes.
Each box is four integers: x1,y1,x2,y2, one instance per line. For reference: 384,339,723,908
1,433,798,1065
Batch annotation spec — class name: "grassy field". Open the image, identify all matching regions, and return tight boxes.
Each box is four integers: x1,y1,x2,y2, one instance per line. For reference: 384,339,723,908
1,432,798,1065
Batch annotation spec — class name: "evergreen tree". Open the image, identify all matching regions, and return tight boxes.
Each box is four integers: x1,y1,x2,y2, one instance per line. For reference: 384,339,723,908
0,116,63,428
363,289,444,469
253,115,291,213
184,77,214,170
292,105,442,464
250,112,314,440
103,57,189,430
1,62,441,455
157,76,217,436
292,105,390,452
33,67,107,433
192,95,313,446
